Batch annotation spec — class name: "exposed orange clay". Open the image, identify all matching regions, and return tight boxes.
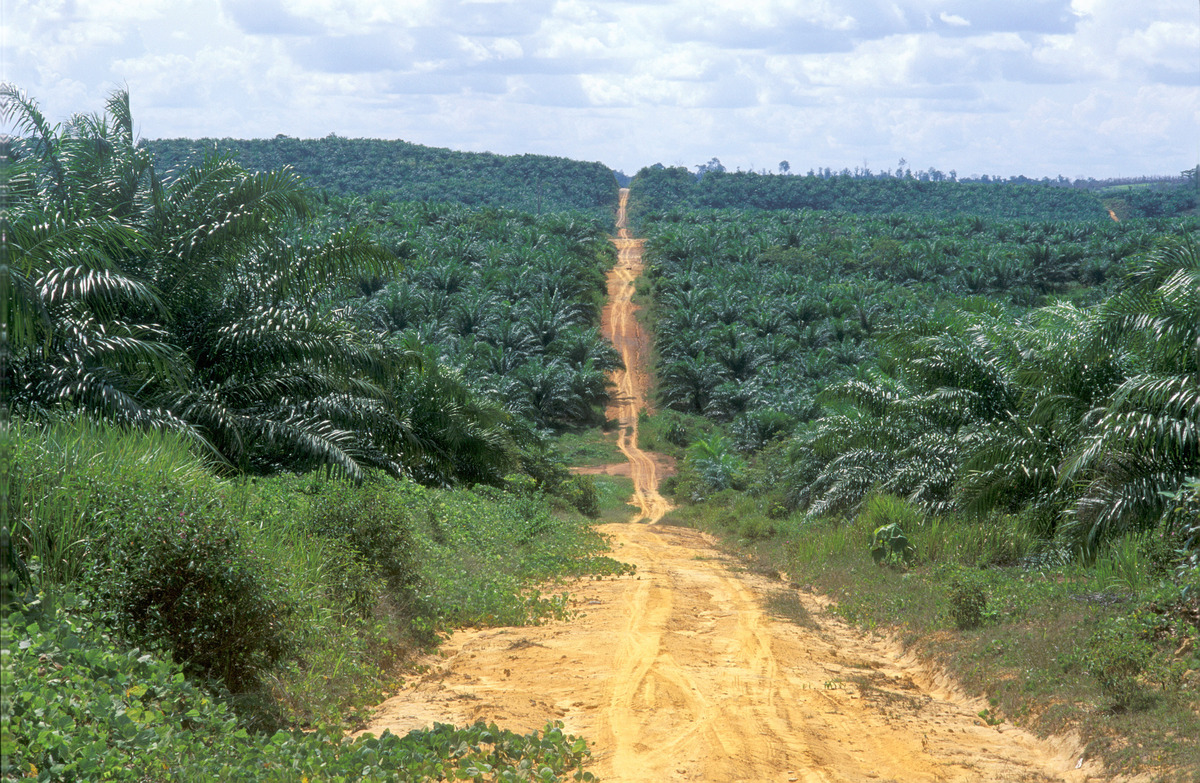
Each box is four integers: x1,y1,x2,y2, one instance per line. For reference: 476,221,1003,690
360,189,1104,783
1108,209,1120,222
600,189,673,523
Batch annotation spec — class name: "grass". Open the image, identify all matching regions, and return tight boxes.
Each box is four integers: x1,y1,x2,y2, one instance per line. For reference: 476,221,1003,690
669,491,1200,779
637,409,716,459
10,418,222,593
552,427,625,467
7,416,626,771
591,474,638,523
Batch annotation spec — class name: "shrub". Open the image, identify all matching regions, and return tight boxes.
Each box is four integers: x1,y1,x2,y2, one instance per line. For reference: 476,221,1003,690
561,474,600,518
319,539,385,619
658,411,695,448
1136,531,1183,579
90,503,297,696
1162,476,1200,575
948,570,989,630
306,481,419,601
869,522,917,568
1084,618,1156,708
764,492,791,520
738,513,777,541
10,421,295,700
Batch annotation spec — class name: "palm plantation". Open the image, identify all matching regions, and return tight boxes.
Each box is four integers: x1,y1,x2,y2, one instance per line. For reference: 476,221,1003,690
3,86,612,482
637,202,1199,555
6,86,1200,780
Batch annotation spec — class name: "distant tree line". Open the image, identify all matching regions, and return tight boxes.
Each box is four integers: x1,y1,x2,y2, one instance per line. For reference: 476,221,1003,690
692,158,1197,190
629,165,1115,222
143,136,620,216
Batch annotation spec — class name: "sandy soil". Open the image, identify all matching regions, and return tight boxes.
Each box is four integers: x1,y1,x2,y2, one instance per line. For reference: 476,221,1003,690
361,189,1103,782
599,191,673,524
569,453,676,479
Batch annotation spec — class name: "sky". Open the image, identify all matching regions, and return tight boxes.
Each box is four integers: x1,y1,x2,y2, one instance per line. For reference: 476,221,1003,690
3,0,1198,179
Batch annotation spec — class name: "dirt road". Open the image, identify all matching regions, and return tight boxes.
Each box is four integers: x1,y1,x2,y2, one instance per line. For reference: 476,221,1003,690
601,190,673,524
363,190,1098,782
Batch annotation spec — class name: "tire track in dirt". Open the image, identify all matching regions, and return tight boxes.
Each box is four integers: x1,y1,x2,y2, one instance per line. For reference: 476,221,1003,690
604,190,673,524
361,189,1102,783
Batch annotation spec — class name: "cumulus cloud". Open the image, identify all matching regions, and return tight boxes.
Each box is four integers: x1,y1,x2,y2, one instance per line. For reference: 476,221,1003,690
3,0,1196,177
288,32,411,73
930,1,1076,35
222,0,323,35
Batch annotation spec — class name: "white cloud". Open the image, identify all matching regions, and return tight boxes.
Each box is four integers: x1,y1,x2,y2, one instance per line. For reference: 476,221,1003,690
3,0,1196,177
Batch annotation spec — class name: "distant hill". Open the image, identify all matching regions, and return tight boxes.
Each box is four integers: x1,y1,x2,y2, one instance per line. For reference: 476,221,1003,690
142,136,620,214
629,166,1112,222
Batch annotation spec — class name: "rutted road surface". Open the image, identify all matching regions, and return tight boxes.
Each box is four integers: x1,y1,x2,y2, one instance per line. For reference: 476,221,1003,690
363,190,1099,782
601,189,673,524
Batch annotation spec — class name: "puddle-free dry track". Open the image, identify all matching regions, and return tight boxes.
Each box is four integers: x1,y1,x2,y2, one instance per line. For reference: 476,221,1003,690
363,190,1100,782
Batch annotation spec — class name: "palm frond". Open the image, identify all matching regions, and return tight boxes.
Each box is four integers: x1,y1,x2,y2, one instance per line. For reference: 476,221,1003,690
1,85,67,200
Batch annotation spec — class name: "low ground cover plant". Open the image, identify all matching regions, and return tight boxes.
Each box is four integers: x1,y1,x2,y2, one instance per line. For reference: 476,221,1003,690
666,491,1200,776
5,417,615,776
2,601,595,781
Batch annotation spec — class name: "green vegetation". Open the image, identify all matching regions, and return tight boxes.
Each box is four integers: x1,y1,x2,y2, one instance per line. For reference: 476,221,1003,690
144,136,619,216
552,428,624,468
3,87,618,780
1099,169,1199,219
629,165,1112,222
334,199,622,434
4,418,615,779
666,494,1200,775
7,86,419,481
635,201,1199,554
4,601,593,781
779,238,1200,552
6,82,1199,780
634,182,1200,775
4,86,619,491
638,206,1171,434
591,475,638,524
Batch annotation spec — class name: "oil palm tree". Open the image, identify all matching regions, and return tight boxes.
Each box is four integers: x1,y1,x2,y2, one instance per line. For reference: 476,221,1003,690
954,302,1125,528
1062,237,1200,548
659,353,725,415
3,85,189,431
388,341,517,486
5,87,421,479
130,143,405,477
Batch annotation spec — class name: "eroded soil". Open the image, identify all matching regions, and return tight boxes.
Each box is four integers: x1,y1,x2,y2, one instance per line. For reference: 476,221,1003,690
362,190,1102,782
598,195,673,524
